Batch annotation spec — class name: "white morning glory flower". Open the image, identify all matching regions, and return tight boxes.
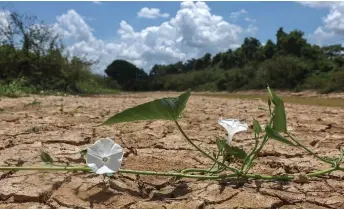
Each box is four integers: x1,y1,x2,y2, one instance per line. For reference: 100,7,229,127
86,138,124,174
218,118,248,145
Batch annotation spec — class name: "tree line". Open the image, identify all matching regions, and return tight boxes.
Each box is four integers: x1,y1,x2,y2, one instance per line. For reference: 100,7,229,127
1,8,343,96
105,28,344,93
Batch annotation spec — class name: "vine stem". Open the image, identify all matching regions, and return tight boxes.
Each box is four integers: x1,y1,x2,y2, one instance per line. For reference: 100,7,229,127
174,120,240,174
181,168,222,174
208,149,221,172
241,133,259,172
0,167,221,179
287,132,334,165
307,167,344,177
243,118,273,173
243,132,269,173
0,166,342,180
336,150,344,167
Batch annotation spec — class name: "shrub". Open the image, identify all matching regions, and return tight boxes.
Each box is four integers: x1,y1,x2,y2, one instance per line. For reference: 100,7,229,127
256,56,310,90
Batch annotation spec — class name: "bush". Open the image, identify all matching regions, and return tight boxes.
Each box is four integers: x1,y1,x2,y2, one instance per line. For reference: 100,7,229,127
216,65,257,91
299,72,330,91
0,77,37,97
195,82,218,91
328,70,344,92
158,68,224,91
256,56,310,90
0,10,120,97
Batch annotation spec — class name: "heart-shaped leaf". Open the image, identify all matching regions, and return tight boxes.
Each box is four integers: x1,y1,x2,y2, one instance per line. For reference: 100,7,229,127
226,146,247,160
266,126,294,146
216,138,227,152
253,118,262,134
267,86,287,132
216,138,247,160
102,89,191,125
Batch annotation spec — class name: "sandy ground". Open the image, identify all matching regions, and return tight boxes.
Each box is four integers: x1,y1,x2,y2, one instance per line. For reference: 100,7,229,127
0,92,344,209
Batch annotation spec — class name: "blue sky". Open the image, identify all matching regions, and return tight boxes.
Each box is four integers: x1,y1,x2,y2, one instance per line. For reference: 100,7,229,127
1,1,342,74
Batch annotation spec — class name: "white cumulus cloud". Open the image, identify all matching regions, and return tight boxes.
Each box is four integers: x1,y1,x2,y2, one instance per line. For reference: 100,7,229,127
54,9,94,42
54,2,254,74
137,7,170,19
300,1,344,45
244,17,256,23
246,24,258,35
312,27,335,45
298,1,335,9
0,10,10,43
230,9,247,21
322,2,344,35
0,10,10,28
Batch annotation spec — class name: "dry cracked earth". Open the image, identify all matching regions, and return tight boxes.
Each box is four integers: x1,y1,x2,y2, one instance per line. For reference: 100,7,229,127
0,92,344,209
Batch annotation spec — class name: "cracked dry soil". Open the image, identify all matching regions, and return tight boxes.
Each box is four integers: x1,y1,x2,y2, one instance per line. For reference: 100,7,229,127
0,92,344,209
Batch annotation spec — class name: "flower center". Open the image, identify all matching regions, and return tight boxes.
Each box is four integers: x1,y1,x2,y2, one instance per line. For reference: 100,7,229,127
102,157,108,163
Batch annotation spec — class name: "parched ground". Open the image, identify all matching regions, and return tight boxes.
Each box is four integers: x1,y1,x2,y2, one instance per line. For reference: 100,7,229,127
0,92,344,209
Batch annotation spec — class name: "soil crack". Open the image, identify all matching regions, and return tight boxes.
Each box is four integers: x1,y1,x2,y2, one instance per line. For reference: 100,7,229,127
44,137,91,146
204,191,240,205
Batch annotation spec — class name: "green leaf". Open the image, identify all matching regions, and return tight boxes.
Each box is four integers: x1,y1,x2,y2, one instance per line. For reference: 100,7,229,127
80,149,87,158
226,147,247,160
40,150,53,164
253,118,262,134
265,127,294,146
216,138,247,159
216,138,227,152
257,107,267,111
267,86,287,132
102,89,191,125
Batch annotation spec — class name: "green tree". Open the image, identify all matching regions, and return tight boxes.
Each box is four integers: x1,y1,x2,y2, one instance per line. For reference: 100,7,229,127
219,53,229,69
301,44,322,60
184,59,196,72
220,49,240,69
276,27,287,51
278,29,307,57
241,37,262,61
322,44,344,58
232,48,245,67
263,39,276,59
212,52,222,66
257,56,310,89
105,60,147,86
202,53,212,68
194,58,205,70
149,64,162,77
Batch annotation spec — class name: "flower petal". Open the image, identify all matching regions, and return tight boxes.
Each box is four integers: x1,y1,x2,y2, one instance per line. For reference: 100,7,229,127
99,138,117,156
218,118,248,144
95,165,116,174
87,163,99,173
87,139,107,158
86,152,104,171
105,152,123,172
106,142,123,157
